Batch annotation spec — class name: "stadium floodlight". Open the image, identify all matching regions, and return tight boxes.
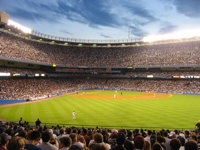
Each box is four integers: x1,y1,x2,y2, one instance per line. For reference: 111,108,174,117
7,19,32,34
41,74,45,77
34,74,40,77
0,72,11,76
143,29,200,42
121,44,125,47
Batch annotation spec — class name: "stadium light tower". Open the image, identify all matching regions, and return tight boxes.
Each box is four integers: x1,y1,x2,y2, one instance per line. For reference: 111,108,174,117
0,11,9,27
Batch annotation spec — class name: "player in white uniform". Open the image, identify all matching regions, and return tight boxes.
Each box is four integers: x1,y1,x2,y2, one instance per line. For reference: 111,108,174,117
114,93,116,99
72,111,76,120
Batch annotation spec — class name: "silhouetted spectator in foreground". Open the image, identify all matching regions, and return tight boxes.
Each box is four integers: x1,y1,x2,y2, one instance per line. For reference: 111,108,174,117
59,136,72,150
152,142,163,150
25,130,41,150
133,135,145,150
170,138,181,150
89,143,109,150
185,140,198,150
7,136,25,150
35,118,41,127
110,132,127,150
0,133,12,150
69,144,83,150
38,131,58,150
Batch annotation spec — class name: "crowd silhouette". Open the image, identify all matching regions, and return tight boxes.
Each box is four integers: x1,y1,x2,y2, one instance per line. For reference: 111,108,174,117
0,120,200,150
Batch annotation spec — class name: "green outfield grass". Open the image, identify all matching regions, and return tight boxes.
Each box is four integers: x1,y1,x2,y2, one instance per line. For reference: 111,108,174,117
0,90,199,130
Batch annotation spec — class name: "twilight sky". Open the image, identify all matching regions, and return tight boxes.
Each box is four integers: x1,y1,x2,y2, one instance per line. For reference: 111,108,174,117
0,0,200,40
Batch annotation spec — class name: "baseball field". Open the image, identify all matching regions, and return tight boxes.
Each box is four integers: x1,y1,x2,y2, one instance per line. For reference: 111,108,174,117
0,90,199,130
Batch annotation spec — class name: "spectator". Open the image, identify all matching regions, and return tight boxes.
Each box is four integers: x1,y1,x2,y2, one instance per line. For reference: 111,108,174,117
35,119,41,127
17,130,28,139
0,133,11,150
197,135,200,150
185,140,198,150
38,131,58,150
25,130,41,150
170,138,181,150
152,142,163,150
19,117,23,126
144,140,151,150
59,136,72,150
89,133,110,150
177,136,185,150
133,135,145,150
69,144,83,150
163,131,171,150
89,143,108,150
7,136,25,150
80,128,91,147
144,130,152,142
156,135,166,150
56,128,67,141
69,133,85,149
110,132,126,150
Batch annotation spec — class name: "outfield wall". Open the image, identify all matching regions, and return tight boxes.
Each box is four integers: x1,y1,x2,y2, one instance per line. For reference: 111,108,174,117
0,99,26,105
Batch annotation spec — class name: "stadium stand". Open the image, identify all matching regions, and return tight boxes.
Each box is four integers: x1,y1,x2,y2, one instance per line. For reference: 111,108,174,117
1,31,200,67
0,120,199,150
1,29,200,100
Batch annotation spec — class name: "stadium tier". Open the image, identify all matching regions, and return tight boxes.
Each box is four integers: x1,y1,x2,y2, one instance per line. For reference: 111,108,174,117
1,29,200,67
0,28,200,100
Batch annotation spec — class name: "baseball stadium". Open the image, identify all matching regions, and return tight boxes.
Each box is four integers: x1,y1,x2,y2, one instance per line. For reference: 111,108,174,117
1,9,200,150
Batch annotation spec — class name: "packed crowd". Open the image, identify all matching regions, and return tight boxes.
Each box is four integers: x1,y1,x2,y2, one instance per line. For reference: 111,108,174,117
0,119,200,150
0,31,200,100
1,31,200,67
0,78,77,100
0,78,200,100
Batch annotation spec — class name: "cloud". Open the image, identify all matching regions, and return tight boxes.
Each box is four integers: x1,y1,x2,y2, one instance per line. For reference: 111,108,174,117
100,34,112,38
0,1,63,25
129,26,149,37
0,0,159,38
158,23,178,34
8,7,53,23
55,0,120,27
60,30,74,36
122,1,159,25
173,0,200,18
